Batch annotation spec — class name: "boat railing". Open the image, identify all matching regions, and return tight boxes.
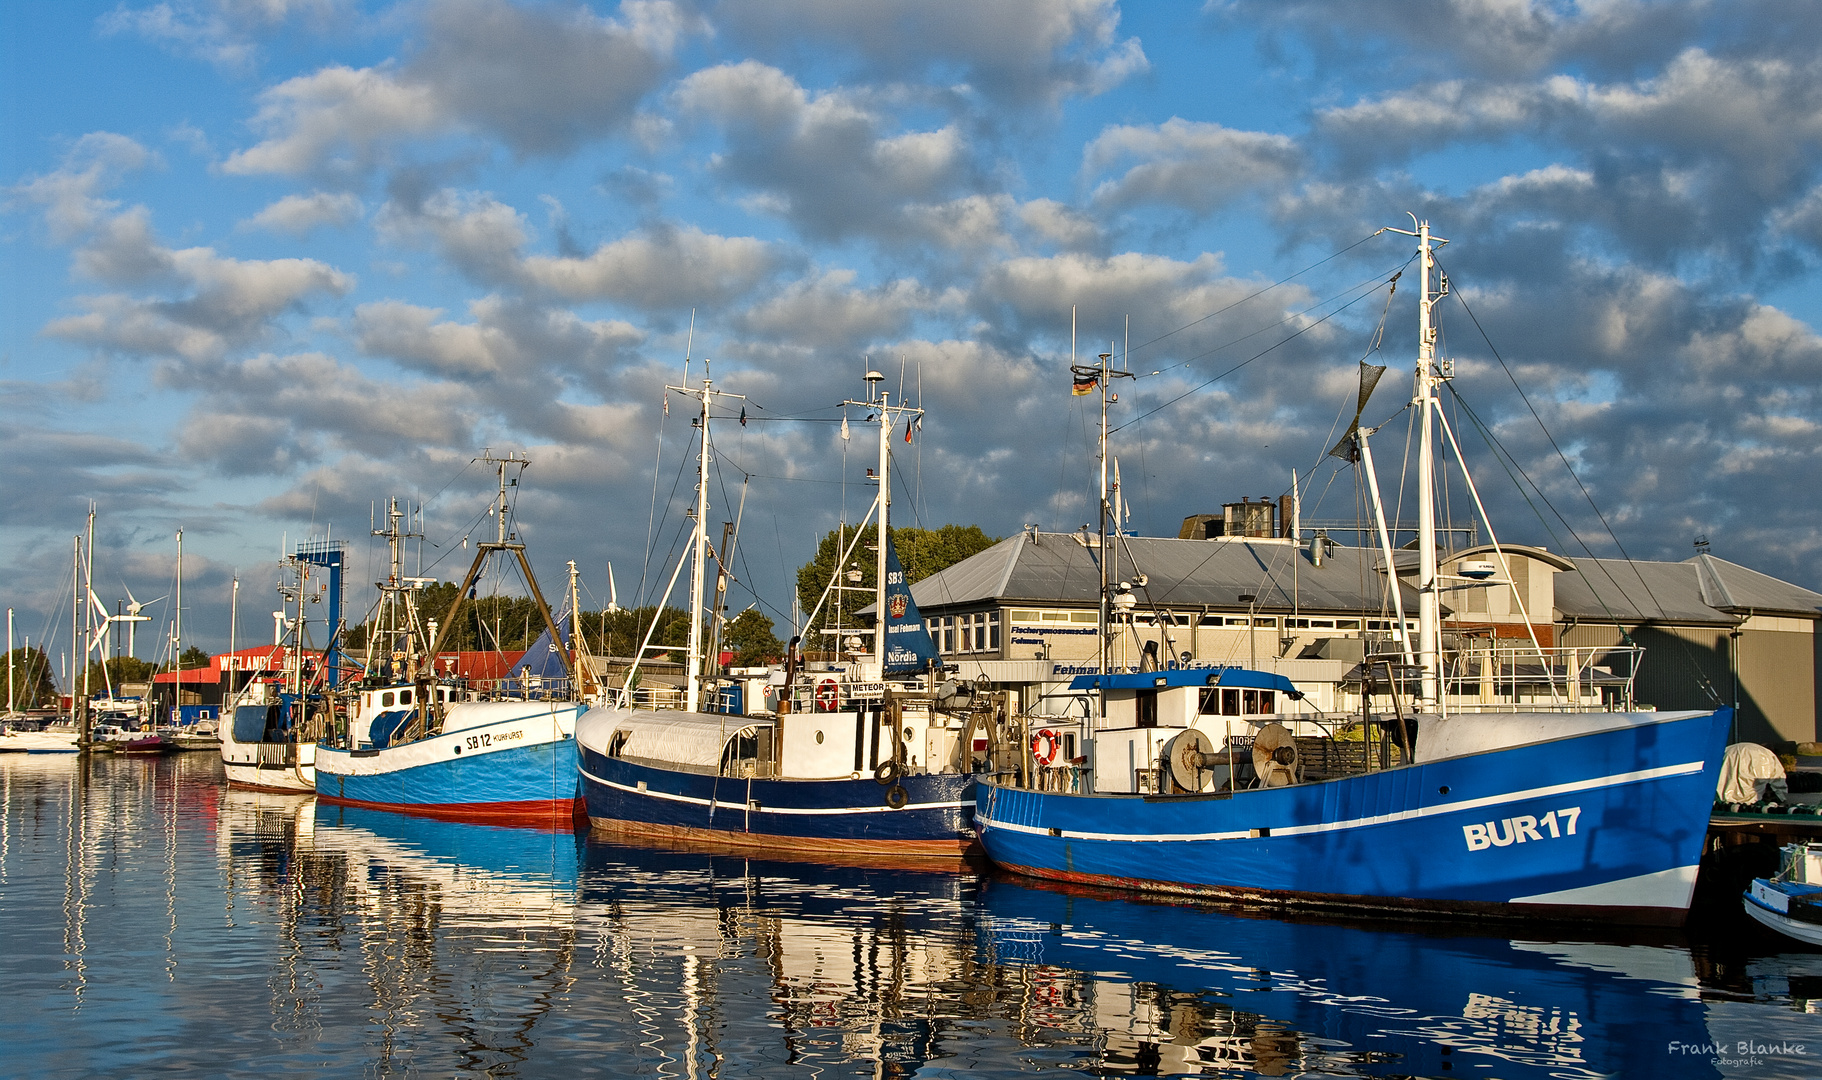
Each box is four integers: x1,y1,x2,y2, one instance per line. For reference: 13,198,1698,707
1438,642,1642,712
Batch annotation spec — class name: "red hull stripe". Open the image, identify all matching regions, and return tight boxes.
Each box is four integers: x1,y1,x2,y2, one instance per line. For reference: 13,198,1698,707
319,792,586,830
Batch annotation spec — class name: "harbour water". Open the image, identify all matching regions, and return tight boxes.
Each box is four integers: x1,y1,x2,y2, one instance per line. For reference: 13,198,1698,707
3,753,1820,1078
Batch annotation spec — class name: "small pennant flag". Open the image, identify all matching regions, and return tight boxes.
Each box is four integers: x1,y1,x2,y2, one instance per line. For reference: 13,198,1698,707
840,413,850,441
1072,371,1098,396
739,406,748,427
663,393,669,416
903,416,913,442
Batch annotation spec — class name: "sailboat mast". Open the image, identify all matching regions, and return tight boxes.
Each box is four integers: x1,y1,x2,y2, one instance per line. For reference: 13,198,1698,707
174,529,183,675
229,576,238,701
1098,345,1111,680
71,534,82,740
1414,220,1442,709
874,381,891,672
82,508,95,723
685,372,712,711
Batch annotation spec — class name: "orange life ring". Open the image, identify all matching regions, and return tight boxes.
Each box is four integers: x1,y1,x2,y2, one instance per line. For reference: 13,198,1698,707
815,678,840,712
1031,727,1061,767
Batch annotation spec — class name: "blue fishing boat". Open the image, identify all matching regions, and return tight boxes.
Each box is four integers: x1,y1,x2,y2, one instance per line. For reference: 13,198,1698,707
315,463,588,828
577,367,979,857
974,219,1734,924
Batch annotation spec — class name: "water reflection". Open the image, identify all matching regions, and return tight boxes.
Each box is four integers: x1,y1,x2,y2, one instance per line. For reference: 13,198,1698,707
7,753,1822,1078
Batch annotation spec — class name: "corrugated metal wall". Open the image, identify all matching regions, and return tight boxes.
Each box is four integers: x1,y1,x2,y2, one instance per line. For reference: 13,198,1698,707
1560,622,1816,745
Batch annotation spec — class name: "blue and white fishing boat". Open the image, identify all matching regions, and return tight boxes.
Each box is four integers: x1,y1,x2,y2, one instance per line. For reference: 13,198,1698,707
973,219,1733,924
1744,843,1822,945
221,540,342,792
576,367,978,857
315,463,588,827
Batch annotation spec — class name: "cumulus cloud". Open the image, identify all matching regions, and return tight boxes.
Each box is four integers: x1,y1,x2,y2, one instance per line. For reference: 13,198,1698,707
520,224,780,308
170,351,476,472
732,270,937,348
222,64,445,177
353,295,643,381
44,206,353,362
717,0,1147,105
244,190,363,234
98,0,345,72
408,0,697,156
1086,119,1303,214
221,0,691,176
674,61,973,242
375,189,529,282
9,133,158,242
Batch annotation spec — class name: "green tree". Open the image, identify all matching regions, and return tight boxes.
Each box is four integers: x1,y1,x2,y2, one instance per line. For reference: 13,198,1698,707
83,655,155,691
5,647,57,710
588,605,694,659
795,524,1000,646
178,646,210,670
723,609,783,667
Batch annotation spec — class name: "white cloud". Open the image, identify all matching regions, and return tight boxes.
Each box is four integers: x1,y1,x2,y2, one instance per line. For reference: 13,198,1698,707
520,225,779,308
9,133,158,242
717,0,1147,105
1085,119,1302,213
220,0,692,175
47,218,354,362
375,189,529,282
675,61,972,241
353,296,643,380
223,64,445,177
244,191,362,235
733,270,935,347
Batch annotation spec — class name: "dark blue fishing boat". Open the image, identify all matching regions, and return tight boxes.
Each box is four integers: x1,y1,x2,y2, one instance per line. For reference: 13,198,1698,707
578,367,977,857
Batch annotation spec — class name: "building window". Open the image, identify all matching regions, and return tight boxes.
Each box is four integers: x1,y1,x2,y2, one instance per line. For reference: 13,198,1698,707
961,617,973,653
987,612,1000,651
942,617,954,654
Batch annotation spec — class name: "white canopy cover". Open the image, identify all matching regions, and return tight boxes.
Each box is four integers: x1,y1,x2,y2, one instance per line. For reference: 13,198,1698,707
594,708,772,768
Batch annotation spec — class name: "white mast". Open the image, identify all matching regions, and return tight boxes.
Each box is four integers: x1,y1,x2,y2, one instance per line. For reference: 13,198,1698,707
229,575,239,701
6,607,14,716
174,528,183,673
1383,216,1449,708
872,369,889,671
686,367,712,711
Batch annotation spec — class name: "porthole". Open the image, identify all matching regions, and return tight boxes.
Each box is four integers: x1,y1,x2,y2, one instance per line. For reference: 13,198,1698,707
814,730,824,743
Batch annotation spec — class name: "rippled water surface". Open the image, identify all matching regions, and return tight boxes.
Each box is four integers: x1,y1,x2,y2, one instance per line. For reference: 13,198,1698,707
4,753,1822,1078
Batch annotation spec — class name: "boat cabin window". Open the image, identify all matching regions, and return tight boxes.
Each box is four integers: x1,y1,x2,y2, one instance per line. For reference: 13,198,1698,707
1136,690,1157,728
382,691,395,707
1199,688,1242,716
400,689,412,705
1243,689,1275,714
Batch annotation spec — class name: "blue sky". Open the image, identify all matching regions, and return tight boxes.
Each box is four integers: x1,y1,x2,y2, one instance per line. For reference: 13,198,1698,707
6,0,1822,670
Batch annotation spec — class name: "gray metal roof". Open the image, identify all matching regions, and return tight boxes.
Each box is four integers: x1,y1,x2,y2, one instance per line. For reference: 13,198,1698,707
908,532,1419,615
1554,553,1822,624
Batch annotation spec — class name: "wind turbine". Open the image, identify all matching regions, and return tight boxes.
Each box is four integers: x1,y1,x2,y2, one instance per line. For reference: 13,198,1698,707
605,563,621,613
115,585,162,658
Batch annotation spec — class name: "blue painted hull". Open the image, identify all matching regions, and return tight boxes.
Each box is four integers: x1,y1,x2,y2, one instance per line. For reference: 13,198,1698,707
317,737,582,827
976,708,1731,924
578,745,976,857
